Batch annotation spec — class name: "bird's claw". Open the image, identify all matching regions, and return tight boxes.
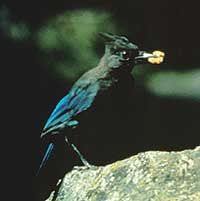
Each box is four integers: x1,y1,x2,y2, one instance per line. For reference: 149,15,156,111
73,164,98,171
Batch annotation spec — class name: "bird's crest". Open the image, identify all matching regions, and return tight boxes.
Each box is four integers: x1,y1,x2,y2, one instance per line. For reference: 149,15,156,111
99,32,129,43
99,32,116,41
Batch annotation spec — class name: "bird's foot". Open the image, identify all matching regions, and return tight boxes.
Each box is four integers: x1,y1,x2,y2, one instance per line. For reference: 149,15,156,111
73,164,98,171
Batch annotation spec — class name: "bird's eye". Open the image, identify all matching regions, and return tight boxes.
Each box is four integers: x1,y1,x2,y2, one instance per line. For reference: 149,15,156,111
121,50,130,60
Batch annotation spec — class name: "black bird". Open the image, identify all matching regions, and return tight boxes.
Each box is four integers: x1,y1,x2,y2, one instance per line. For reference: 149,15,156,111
36,33,160,198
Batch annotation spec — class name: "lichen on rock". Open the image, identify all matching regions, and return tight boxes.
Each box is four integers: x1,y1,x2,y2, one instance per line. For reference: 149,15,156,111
46,146,200,201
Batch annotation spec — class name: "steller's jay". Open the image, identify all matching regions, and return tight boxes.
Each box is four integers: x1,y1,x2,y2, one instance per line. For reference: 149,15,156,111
36,32,164,200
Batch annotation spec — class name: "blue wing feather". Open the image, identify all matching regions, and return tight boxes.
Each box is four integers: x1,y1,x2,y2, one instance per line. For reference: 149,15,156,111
70,83,99,115
42,82,99,136
43,94,71,130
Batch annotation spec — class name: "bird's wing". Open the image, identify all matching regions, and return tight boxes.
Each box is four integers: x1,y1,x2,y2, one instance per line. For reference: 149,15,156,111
41,81,99,137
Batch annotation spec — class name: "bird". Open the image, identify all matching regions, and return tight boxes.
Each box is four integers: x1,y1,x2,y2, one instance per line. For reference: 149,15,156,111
35,32,165,201
37,32,162,177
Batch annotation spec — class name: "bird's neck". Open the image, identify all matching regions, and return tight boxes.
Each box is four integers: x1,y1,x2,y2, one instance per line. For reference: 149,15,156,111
97,54,131,78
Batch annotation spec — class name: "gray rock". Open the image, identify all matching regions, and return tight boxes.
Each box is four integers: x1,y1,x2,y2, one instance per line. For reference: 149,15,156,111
46,146,200,201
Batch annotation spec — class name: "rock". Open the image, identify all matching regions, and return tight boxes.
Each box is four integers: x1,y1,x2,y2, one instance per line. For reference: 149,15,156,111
46,146,200,201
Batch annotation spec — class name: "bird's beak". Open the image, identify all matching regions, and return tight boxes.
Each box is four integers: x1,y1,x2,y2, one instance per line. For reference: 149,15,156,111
135,50,165,64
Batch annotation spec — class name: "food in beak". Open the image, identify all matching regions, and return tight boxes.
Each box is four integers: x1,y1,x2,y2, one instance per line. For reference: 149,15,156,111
148,50,165,64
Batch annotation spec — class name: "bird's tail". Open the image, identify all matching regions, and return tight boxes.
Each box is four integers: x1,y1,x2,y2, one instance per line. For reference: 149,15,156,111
36,143,54,176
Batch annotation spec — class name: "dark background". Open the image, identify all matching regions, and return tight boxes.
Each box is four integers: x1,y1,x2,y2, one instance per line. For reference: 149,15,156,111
1,1,200,200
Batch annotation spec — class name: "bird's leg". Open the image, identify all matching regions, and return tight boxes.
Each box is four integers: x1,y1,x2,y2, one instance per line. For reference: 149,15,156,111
64,136,92,168
70,143,91,167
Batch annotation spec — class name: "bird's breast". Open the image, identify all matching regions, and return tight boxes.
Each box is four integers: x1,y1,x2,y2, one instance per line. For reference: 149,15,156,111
70,75,139,165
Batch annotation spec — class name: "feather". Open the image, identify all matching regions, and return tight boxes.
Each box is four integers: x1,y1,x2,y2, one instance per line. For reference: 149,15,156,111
36,143,54,176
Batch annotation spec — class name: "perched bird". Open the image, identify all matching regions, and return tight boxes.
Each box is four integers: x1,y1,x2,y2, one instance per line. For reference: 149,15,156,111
37,32,164,188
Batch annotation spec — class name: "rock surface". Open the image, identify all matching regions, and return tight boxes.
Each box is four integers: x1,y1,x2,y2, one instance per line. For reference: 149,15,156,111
46,146,200,201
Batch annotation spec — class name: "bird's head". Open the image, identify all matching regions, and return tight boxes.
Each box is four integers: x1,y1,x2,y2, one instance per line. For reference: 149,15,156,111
100,32,164,72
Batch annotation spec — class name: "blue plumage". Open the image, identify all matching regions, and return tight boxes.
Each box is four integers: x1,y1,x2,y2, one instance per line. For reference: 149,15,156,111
37,80,100,174
43,94,71,130
36,143,54,176
42,82,99,136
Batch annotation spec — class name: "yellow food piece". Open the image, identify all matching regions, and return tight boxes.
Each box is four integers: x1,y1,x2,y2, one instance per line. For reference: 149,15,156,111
148,50,165,64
